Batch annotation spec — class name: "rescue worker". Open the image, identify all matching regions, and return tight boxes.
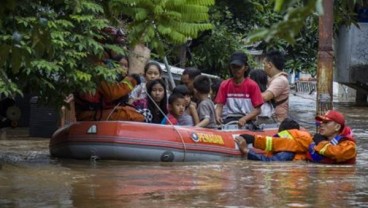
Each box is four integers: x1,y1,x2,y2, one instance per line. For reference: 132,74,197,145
235,118,312,161
307,110,356,164
74,26,144,122
75,73,144,122
236,110,357,164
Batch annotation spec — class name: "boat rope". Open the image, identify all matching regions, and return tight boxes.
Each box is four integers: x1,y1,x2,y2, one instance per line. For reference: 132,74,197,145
105,103,121,121
145,90,187,161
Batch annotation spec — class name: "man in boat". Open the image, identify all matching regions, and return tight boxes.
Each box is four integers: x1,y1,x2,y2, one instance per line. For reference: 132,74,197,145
235,110,357,164
261,50,289,122
181,67,201,97
215,52,264,127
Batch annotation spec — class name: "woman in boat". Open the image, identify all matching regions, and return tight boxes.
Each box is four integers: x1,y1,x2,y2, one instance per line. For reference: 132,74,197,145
236,110,357,164
129,61,163,107
134,78,168,124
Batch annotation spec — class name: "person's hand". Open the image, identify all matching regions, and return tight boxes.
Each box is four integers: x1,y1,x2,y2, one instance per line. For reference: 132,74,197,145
313,133,327,145
239,134,255,144
216,115,223,124
238,117,247,127
234,136,249,155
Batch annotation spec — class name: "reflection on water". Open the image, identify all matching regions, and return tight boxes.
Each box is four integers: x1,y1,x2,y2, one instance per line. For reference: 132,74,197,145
1,95,368,207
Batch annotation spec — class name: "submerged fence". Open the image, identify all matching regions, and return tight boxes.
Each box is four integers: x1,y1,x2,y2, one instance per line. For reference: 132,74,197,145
295,81,317,94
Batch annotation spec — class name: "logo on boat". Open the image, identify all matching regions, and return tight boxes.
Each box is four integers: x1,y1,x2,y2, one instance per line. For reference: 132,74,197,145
191,132,224,145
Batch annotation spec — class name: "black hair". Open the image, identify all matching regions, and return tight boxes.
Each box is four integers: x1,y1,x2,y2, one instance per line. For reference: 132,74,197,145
278,118,300,132
193,75,211,94
168,93,185,105
144,61,163,75
173,85,190,96
146,79,168,123
211,78,222,96
264,50,285,71
249,69,268,92
182,67,201,80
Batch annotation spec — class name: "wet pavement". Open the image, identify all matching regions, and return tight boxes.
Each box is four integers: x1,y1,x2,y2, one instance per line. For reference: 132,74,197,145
1,93,368,207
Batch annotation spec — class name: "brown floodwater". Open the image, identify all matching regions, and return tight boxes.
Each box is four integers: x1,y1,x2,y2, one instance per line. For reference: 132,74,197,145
1,94,368,207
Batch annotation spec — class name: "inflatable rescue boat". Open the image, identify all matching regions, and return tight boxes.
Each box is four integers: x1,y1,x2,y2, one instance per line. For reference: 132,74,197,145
49,121,278,162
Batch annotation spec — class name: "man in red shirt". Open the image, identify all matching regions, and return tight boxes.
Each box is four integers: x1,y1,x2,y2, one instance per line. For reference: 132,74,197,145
215,52,264,127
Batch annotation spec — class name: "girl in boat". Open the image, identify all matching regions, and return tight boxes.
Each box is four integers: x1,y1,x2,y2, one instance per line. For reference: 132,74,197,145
134,79,168,124
129,61,163,107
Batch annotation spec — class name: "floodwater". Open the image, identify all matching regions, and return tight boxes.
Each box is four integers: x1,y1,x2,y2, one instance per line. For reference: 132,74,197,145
1,94,368,208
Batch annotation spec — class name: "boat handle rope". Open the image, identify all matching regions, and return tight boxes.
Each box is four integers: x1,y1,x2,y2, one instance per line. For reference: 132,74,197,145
145,90,187,161
105,103,121,121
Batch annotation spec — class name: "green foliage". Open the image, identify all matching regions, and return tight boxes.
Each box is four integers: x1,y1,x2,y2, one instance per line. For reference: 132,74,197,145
109,0,214,56
189,25,243,78
0,0,123,107
246,0,323,44
190,0,363,77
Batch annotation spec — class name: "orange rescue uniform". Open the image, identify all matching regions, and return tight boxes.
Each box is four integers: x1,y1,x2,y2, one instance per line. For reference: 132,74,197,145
76,76,144,122
308,136,356,164
253,129,312,161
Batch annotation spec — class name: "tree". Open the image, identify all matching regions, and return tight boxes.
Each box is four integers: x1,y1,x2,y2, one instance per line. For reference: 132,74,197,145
108,0,214,58
0,0,124,107
246,0,364,44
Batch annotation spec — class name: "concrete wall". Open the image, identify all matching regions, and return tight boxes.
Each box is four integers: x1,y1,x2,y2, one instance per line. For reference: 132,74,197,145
333,82,356,102
335,23,368,84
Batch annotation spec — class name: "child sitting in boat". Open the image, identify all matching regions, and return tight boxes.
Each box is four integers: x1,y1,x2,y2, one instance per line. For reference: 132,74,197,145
172,85,199,126
193,75,217,129
161,93,186,125
134,79,168,124
129,61,163,108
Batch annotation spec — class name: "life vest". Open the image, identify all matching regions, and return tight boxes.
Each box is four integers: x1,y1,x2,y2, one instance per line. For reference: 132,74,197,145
257,129,311,161
306,134,356,164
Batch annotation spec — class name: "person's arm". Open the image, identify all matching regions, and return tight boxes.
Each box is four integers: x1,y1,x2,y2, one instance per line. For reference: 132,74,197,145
253,131,312,153
262,91,274,102
128,84,142,104
195,118,209,128
263,75,288,102
215,104,224,124
189,102,200,125
99,76,138,102
238,107,261,127
238,80,263,126
313,140,356,162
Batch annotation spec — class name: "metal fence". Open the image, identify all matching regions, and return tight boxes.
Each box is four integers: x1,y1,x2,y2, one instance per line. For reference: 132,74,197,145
295,81,317,94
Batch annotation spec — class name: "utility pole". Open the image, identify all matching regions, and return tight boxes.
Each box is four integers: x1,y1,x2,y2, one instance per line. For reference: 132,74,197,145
316,0,334,115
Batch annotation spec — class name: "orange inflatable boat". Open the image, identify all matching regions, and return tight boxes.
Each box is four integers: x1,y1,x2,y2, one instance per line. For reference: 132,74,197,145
49,121,279,162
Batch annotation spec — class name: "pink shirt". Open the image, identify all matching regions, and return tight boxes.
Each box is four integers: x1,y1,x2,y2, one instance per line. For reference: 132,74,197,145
267,72,289,121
